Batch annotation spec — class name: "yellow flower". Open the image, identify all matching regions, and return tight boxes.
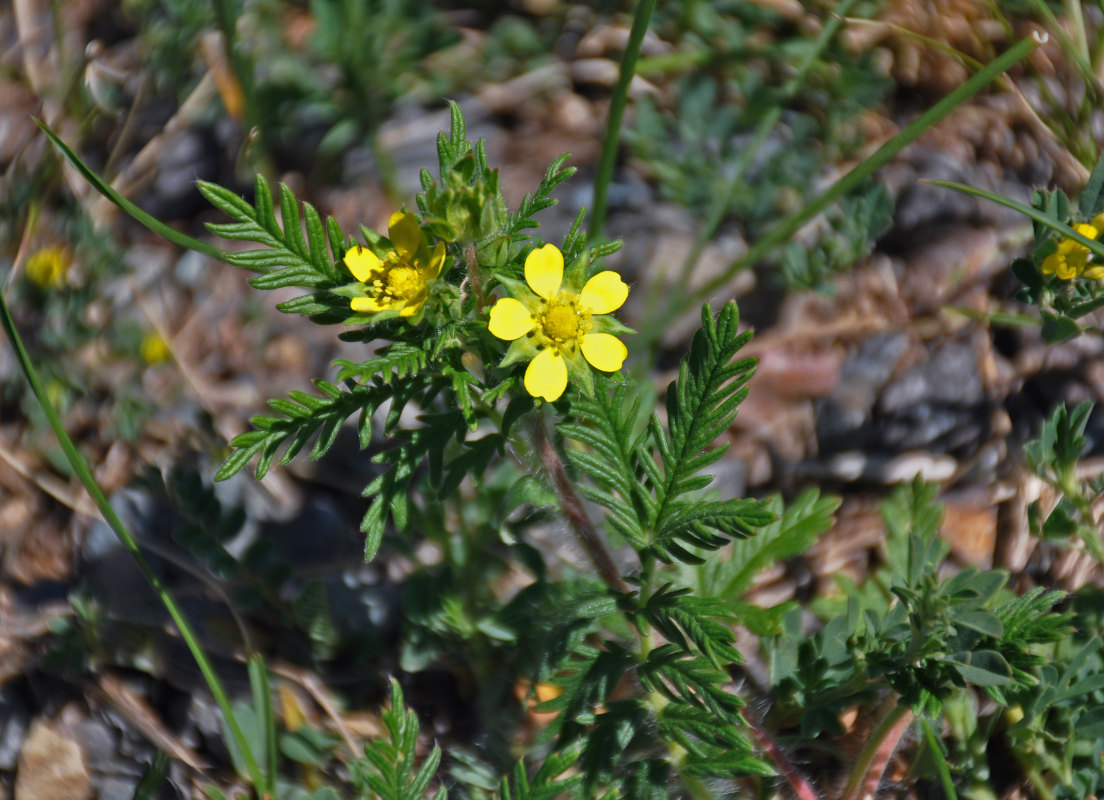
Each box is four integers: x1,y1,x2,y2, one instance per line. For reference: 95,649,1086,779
344,211,446,317
140,333,172,365
488,244,630,402
1042,217,1104,280
25,246,71,289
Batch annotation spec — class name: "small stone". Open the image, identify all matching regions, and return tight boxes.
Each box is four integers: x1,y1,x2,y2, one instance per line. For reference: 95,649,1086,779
942,503,997,568
15,719,93,800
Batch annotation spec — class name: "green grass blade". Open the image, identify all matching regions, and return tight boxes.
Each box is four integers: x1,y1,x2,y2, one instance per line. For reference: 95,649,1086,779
642,0,857,327
686,32,1043,307
248,654,278,796
588,0,657,241
927,179,1104,259
34,119,226,261
0,288,265,791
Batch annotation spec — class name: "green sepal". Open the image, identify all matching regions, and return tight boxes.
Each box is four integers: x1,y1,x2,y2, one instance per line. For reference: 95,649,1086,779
329,282,372,300
562,345,595,398
421,217,457,242
562,252,589,292
494,275,540,305
588,315,635,337
357,225,391,251
346,308,407,325
499,335,540,369
1011,257,1043,292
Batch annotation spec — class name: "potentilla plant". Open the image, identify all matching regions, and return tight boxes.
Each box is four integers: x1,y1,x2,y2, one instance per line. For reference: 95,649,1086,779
23,101,1082,799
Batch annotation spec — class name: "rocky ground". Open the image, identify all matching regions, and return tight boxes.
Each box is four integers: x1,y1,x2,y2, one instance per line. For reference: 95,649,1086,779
1,0,1103,798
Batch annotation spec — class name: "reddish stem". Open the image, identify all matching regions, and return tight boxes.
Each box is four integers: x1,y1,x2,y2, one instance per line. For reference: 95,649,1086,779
534,419,628,593
842,703,914,800
743,707,819,800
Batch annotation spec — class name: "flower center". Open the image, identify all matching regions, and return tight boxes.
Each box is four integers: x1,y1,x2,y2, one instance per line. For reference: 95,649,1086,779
382,264,422,300
541,300,581,343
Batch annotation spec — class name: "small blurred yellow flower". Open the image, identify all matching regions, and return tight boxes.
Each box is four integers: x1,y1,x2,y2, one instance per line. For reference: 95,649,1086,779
344,211,446,318
140,333,172,365
488,244,629,402
25,246,71,289
1042,216,1104,280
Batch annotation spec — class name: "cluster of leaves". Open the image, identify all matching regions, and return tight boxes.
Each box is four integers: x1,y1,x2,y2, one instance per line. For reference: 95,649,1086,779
120,0,462,168
780,179,894,290
202,105,570,559
561,303,770,564
627,5,892,289
1024,400,1104,560
503,302,782,791
942,598,1104,796
768,481,1074,786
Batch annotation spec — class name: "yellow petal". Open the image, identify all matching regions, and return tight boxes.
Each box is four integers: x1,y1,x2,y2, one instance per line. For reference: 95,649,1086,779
581,333,627,372
425,240,446,278
525,244,563,299
579,271,629,314
1075,223,1098,240
524,347,568,401
351,295,390,313
488,298,535,340
345,247,382,282
399,298,424,317
388,211,422,259
1085,264,1104,279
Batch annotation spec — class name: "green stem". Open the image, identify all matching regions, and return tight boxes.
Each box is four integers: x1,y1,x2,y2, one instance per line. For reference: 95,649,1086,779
919,715,958,800
632,586,714,800
588,0,657,242
0,290,268,795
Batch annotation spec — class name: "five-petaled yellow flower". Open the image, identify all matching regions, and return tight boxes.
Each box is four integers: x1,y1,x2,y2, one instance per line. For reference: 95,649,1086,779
344,211,446,317
488,244,629,402
1042,215,1104,280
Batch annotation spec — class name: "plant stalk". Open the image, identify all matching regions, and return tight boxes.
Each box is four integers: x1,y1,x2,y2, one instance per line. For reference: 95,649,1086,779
691,32,1043,305
0,290,269,795
919,714,959,800
588,0,657,242
841,702,914,800
533,416,628,593
742,708,818,800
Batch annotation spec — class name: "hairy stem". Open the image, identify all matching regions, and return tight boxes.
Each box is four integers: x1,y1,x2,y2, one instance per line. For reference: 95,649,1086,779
464,241,486,311
533,416,628,593
742,708,818,800
842,702,914,800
